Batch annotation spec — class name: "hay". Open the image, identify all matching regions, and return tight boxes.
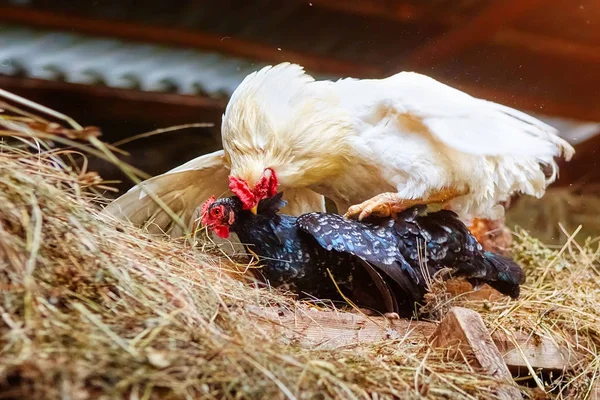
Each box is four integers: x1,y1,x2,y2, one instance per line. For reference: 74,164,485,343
1,95,599,399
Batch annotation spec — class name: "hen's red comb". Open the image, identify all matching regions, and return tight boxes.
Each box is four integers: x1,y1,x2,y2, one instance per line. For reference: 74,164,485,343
200,196,217,226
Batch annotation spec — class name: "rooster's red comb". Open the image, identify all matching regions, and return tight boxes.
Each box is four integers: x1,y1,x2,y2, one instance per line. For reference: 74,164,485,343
200,196,217,226
228,176,255,209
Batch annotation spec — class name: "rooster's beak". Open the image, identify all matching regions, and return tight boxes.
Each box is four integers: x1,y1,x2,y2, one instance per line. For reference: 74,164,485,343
250,205,258,215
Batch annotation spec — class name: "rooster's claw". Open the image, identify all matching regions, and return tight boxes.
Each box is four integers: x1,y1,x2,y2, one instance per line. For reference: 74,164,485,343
344,187,470,221
344,193,404,221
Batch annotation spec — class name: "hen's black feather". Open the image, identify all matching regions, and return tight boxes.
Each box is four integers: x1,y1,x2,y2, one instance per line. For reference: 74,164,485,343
211,194,524,317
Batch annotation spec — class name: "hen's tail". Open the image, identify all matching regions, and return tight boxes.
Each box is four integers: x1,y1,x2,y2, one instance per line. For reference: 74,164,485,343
470,252,525,298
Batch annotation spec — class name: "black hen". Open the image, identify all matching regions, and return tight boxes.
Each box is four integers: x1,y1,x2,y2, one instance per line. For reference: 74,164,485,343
202,193,524,317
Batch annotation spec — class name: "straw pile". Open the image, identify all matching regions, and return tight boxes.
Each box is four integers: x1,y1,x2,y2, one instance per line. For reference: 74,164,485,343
1,94,599,399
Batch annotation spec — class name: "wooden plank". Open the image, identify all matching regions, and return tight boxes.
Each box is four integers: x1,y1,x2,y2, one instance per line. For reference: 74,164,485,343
4,62,600,127
5,65,599,136
248,306,579,372
445,280,505,302
0,76,226,137
429,307,521,400
407,0,551,69
248,305,436,349
0,6,378,78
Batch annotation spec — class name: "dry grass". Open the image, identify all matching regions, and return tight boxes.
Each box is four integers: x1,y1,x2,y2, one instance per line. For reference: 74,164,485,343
1,93,599,399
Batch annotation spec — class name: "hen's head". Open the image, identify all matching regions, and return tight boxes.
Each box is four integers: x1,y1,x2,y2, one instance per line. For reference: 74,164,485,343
228,168,278,214
200,196,243,239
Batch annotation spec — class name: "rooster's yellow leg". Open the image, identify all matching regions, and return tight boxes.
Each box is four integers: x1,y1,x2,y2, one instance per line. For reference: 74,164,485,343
344,187,469,221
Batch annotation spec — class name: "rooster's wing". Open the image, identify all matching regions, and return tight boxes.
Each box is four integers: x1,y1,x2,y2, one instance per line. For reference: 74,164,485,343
102,150,231,238
336,72,574,160
103,150,326,238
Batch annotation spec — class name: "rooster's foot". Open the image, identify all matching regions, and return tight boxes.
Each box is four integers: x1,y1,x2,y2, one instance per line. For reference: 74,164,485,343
344,187,469,221
344,193,406,221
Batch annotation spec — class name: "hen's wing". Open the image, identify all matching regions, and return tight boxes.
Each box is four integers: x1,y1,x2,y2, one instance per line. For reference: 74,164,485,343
355,258,399,313
336,72,574,160
296,213,421,299
102,150,231,237
394,208,524,298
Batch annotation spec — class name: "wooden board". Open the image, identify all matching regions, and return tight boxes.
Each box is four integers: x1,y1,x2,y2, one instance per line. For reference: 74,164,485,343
430,307,521,400
248,306,579,372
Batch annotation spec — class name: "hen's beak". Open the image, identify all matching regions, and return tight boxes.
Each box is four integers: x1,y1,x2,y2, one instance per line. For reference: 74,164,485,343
250,205,258,215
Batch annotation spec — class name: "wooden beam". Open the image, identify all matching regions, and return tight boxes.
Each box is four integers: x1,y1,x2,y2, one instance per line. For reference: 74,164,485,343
3,58,600,125
248,306,580,372
0,6,378,78
430,308,521,400
406,0,550,69
0,76,226,110
4,65,600,127
0,76,226,139
0,76,229,194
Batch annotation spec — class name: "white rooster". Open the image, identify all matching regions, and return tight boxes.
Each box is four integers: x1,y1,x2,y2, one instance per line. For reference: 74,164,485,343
104,62,574,246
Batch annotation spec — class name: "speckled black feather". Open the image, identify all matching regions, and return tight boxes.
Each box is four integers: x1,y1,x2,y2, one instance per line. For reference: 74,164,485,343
212,194,524,316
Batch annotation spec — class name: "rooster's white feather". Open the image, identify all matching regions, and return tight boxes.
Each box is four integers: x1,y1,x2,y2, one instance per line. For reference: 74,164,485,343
222,63,574,222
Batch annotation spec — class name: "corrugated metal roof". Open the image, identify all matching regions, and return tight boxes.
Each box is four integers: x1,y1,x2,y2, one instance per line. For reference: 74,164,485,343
0,24,278,98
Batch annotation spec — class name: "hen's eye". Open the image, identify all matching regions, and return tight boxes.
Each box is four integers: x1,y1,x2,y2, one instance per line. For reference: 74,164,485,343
213,209,220,216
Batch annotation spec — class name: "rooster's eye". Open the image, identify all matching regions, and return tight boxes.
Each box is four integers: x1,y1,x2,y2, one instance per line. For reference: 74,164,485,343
213,208,220,216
